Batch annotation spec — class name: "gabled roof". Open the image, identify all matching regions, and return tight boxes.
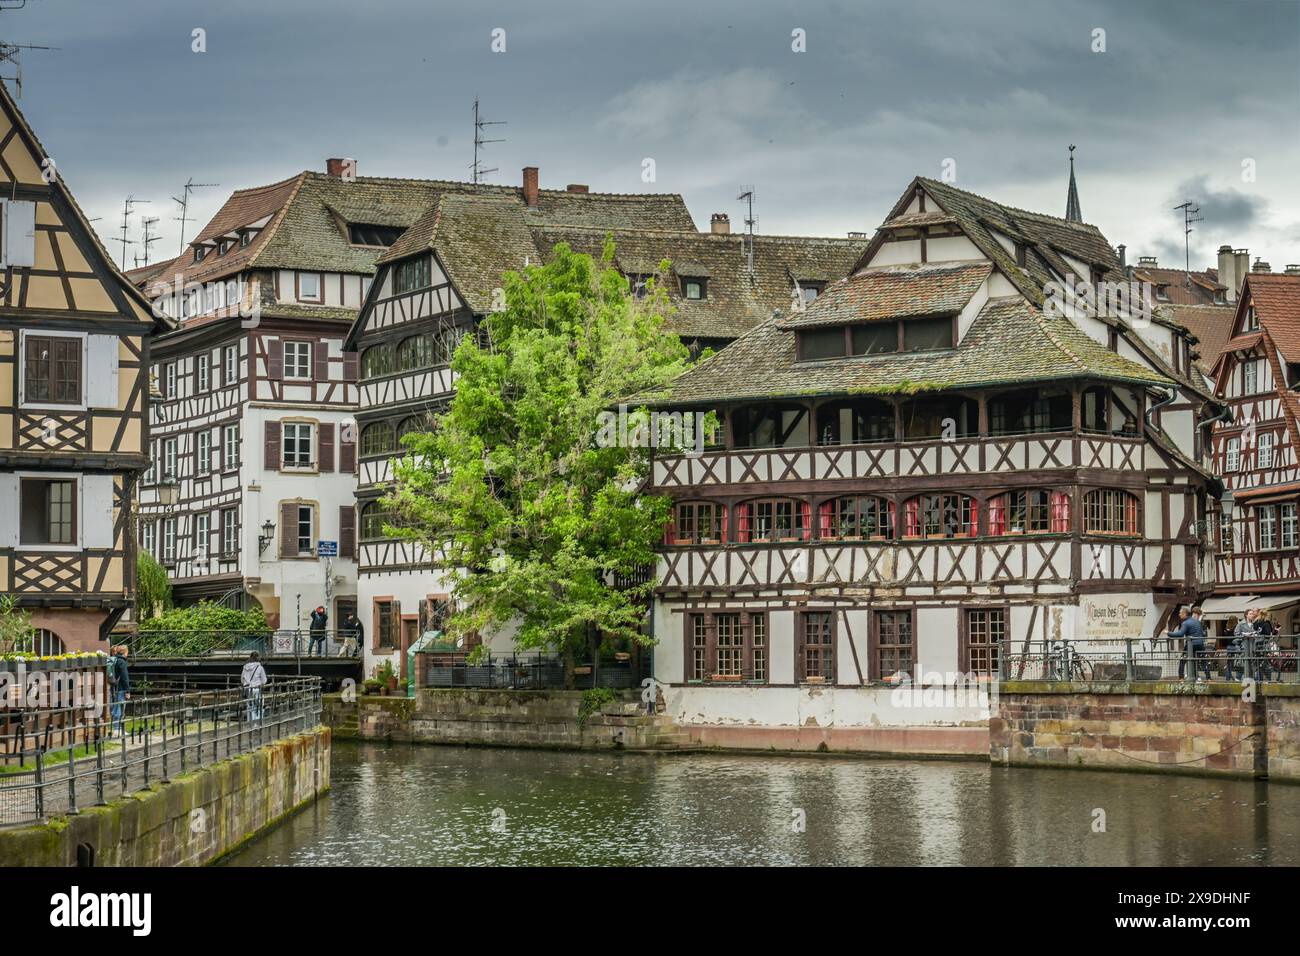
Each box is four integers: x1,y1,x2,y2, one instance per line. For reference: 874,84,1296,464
0,81,170,331
1159,303,1235,374
532,226,865,340
144,171,695,296
778,261,991,330
855,176,1127,308
1132,264,1226,306
1238,273,1300,362
639,296,1169,407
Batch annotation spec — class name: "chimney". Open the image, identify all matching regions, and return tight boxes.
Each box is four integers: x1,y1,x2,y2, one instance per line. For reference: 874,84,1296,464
1234,248,1250,289
1137,255,1158,270
522,167,539,208
1286,265,1300,276
1218,245,1240,302
326,157,356,179
710,213,730,235
1116,244,1127,269
565,184,589,194
1253,258,1272,274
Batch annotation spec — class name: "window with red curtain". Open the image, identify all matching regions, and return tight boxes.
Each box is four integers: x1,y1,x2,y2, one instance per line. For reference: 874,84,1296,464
905,499,921,538
817,500,834,538
1083,489,1139,534
1050,492,1071,532
1125,494,1138,534
905,493,975,538
736,503,752,543
798,501,811,541
987,495,1007,536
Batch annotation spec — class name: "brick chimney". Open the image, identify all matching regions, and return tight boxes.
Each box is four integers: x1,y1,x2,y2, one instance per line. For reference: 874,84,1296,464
1218,245,1249,302
326,157,356,179
710,213,730,235
1286,265,1300,276
1137,255,1158,270
1253,258,1272,274
566,184,589,194
522,167,539,208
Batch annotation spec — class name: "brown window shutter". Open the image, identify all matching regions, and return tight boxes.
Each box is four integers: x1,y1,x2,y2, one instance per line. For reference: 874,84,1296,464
340,432,356,473
339,505,355,558
268,340,283,381
318,422,335,473
314,343,329,382
264,420,281,470
343,350,358,382
279,501,297,559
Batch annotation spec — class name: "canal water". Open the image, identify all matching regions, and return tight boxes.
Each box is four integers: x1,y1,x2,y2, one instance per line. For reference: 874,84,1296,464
221,741,1300,866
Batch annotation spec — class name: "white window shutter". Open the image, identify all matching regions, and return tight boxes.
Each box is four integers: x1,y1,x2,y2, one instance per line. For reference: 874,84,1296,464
1,199,36,268
0,474,18,547
81,475,115,549
86,334,120,408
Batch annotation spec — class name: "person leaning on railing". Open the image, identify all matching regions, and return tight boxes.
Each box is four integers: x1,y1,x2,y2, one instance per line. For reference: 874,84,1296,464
241,652,268,721
1169,605,1210,682
108,645,131,736
1228,609,1259,682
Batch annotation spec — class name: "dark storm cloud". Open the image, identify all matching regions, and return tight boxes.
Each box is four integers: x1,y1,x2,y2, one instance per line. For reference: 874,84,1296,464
5,0,1296,268
1171,175,1266,233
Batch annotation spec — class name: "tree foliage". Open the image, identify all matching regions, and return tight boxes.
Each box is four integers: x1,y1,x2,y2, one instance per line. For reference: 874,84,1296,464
383,241,690,664
136,550,173,619
139,601,268,633
0,594,34,655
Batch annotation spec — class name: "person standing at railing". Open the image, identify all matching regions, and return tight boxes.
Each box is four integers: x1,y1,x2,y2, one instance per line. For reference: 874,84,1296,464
308,606,329,657
339,612,363,658
1253,611,1275,683
241,652,268,721
1169,606,1210,682
1228,609,1258,682
108,645,131,736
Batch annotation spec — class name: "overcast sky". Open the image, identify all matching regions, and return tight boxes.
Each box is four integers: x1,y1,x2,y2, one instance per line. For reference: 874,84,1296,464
6,0,1299,273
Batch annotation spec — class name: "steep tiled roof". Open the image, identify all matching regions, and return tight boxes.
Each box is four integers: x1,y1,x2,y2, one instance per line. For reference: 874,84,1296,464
778,261,991,330
1159,303,1235,373
1131,265,1226,306
639,296,1169,406
1241,273,1300,361
145,172,695,294
533,226,865,339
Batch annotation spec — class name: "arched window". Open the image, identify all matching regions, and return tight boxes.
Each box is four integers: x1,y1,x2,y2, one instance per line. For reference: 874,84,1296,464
735,497,811,543
1083,490,1139,535
902,493,976,539
986,490,1071,535
35,629,65,657
433,326,466,365
360,501,395,541
360,344,393,379
815,399,895,445
666,501,726,545
817,496,895,540
396,417,428,446
360,421,396,458
396,334,433,371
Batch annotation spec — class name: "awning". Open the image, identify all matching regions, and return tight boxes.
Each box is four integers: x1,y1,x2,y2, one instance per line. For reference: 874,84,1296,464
1199,594,1300,620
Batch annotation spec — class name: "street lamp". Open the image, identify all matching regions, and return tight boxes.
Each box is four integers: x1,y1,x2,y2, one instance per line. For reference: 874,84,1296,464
258,519,275,555
157,476,179,507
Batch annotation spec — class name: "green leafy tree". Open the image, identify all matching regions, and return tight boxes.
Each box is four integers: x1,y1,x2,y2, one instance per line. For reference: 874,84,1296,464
0,594,35,655
384,241,690,683
136,549,172,619
140,601,267,633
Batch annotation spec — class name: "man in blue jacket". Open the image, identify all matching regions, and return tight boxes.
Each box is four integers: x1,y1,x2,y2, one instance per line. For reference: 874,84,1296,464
1169,606,1210,681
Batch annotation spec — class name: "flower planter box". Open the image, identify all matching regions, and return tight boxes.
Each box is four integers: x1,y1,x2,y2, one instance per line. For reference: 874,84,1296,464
710,674,745,683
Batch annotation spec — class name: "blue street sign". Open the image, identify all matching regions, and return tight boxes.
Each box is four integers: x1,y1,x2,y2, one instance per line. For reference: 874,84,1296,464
317,540,338,557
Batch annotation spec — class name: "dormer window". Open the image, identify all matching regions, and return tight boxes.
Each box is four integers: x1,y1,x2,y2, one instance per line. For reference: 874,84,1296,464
796,316,954,361
682,277,707,300
1155,284,1170,302
348,223,405,247
626,274,650,298
240,231,253,248
218,239,233,256
1244,305,1260,332
798,281,824,304
193,246,206,263
1014,242,1027,267
1214,290,1226,305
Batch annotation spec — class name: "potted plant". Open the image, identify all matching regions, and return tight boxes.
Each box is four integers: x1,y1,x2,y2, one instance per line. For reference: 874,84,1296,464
377,659,399,693
362,677,383,696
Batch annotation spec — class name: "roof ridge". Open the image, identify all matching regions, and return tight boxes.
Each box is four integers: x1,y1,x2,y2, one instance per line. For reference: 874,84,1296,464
298,169,686,200
918,176,1104,232
539,223,863,244
246,171,309,270
224,172,308,197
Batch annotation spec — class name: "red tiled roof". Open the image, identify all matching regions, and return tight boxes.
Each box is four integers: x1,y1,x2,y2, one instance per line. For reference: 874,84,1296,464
1245,273,1300,361
1160,303,1236,372
1132,266,1226,307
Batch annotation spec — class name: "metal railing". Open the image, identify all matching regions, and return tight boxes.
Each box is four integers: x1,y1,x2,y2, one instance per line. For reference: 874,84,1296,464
1002,636,1300,683
0,677,322,827
420,652,652,691
127,629,363,660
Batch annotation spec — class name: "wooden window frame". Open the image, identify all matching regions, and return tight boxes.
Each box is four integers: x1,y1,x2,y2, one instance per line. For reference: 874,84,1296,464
903,492,976,539
18,476,78,547
817,495,894,542
282,340,313,380
222,423,241,472
960,606,1006,677
796,610,837,684
281,420,316,471
22,332,84,408
1082,489,1140,536
295,271,324,304
682,610,769,684
869,609,914,683
735,496,811,544
220,506,239,558
668,500,724,546
223,345,238,385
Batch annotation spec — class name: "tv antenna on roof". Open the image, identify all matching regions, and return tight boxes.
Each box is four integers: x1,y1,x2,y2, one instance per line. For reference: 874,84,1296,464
737,186,757,280
0,1,57,98
471,97,505,185
136,216,161,268
112,196,149,270
1174,200,1203,275
173,177,218,255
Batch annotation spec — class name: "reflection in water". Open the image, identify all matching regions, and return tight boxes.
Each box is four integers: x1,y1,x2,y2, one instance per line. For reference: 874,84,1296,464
221,742,1300,866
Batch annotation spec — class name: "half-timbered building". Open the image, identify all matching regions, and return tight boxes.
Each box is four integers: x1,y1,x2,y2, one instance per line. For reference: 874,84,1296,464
1208,266,1300,636
638,176,1223,753
0,82,171,652
345,171,863,672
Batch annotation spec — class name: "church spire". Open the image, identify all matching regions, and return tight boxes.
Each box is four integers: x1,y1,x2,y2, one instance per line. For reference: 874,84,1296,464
1065,144,1083,222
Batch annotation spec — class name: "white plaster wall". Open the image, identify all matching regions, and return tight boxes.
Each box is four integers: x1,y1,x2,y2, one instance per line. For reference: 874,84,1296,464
664,684,988,728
